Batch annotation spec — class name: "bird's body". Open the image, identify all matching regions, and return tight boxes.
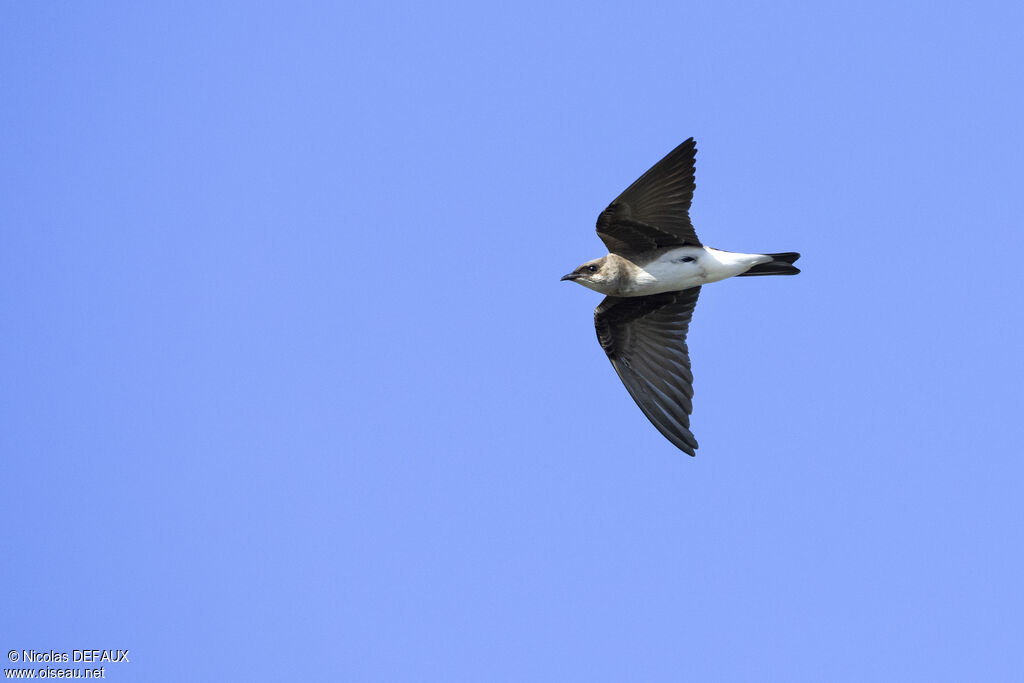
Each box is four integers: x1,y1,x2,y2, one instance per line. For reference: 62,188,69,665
570,246,775,297
562,138,800,456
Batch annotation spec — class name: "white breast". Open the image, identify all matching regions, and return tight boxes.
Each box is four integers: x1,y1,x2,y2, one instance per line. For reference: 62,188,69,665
624,246,772,295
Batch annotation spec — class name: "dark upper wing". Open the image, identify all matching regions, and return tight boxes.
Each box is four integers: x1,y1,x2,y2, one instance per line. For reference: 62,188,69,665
596,138,701,254
594,287,701,455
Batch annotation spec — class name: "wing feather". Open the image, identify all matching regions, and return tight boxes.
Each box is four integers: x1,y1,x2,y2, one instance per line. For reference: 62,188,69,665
594,287,702,455
596,138,701,254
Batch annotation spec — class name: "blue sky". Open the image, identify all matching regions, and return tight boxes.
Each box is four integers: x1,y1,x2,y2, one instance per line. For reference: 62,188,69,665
3,1,1024,680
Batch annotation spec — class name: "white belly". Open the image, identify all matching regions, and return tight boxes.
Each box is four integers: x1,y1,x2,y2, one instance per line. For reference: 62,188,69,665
624,246,771,295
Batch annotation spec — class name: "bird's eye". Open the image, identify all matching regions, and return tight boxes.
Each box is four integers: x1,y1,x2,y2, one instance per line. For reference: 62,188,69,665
587,265,598,272
681,256,695,263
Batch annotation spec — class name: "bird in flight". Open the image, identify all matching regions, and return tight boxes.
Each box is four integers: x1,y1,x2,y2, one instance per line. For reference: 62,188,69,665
561,138,800,455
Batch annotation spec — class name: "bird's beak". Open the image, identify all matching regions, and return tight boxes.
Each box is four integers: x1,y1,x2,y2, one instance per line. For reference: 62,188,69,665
561,272,579,281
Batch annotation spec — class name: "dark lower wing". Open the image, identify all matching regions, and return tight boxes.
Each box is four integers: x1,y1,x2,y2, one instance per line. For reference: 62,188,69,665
594,288,701,455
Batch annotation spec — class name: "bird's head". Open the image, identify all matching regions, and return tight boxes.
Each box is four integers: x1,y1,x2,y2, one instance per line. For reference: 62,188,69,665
561,256,615,293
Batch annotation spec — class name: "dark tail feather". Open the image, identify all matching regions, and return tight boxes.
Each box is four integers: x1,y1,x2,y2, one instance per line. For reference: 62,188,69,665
737,251,801,276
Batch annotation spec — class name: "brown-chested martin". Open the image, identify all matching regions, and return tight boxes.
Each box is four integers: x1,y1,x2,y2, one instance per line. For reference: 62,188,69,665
561,138,800,455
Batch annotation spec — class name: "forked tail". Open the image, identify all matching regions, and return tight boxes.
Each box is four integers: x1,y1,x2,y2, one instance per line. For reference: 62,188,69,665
737,252,801,276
